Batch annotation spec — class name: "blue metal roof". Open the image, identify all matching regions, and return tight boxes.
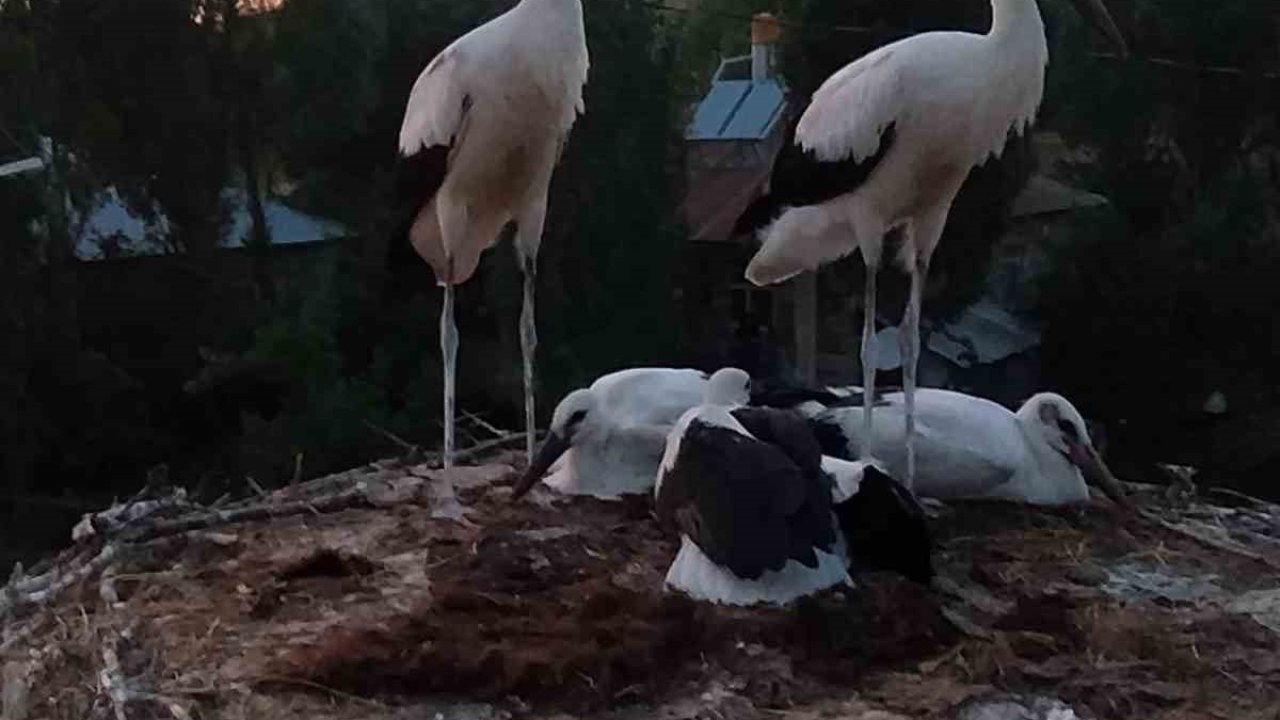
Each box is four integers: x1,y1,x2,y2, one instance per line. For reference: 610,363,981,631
686,65,787,142
72,187,350,261
721,82,785,140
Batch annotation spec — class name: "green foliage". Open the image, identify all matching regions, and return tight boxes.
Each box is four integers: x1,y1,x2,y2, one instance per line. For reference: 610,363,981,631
1037,0,1280,476
534,0,685,390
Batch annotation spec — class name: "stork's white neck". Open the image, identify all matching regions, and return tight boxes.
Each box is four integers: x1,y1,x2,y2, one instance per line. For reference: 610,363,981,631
990,0,1046,42
518,0,582,15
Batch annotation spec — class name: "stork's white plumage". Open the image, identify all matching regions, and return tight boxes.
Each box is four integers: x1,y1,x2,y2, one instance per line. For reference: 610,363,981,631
395,0,589,468
804,387,1130,507
734,0,1127,491
509,368,711,499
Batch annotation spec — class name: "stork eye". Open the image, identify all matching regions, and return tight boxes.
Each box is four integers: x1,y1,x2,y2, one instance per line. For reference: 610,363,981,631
568,410,587,427
1057,420,1079,441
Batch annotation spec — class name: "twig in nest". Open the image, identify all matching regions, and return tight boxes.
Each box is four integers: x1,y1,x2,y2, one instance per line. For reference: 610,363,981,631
362,420,417,454
244,476,271,500
124,488,369,544
453,432,530,465
250,675,386,708
1,543,120,616
99,643,129,720
99,565,120,605
291,452,304,486
1207,486,1279,512
461,409,508,438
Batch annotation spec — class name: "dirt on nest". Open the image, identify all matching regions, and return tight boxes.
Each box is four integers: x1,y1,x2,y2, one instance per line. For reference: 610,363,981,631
3,450,1280,720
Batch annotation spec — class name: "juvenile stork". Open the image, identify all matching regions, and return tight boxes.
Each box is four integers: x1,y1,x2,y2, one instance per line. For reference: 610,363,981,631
655,368,932,606
734,0,1127,489
395,0,589,468
510,368,711,500
797,387,1130,507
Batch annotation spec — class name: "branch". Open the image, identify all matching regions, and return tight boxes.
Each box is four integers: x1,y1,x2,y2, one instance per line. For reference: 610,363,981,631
362,420,417,454
1090,52,1280,81
124,488,370,543
461,410,508,438
454,432,529,464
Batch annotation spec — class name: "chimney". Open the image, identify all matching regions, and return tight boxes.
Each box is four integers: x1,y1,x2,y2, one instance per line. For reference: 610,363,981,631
750,12,782,84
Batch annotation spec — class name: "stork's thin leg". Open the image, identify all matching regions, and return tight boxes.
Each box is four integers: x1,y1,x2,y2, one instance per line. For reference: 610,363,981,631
519,260,538,463
900,257,930,491
441,283,458,469
860,262,879,463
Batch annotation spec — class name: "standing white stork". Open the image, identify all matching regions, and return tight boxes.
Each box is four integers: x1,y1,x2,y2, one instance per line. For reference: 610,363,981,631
733,0,1127,490
394,0,589,468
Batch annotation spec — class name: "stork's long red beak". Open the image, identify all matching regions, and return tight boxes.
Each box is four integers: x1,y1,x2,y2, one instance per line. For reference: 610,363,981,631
1067,0,1129,58
1067,439,1131,508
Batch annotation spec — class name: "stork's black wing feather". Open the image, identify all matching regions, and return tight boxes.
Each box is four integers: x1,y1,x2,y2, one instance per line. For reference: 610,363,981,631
385,144,450,289
384,90,471,301
658,417,839,580
732,107,896,239
730,407,839,564
833,466,934,584
730,407,824,480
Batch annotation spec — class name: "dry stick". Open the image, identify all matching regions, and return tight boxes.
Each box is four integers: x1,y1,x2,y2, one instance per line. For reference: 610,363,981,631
0,616,44,655
250,675,387,708
1207,486,1280,512
452,432,529,464
244,476,270,500
99,643,130,720
97,635,193,720
461,409,507,438
125,488,370,543
362,420,417,454
290,453,304,486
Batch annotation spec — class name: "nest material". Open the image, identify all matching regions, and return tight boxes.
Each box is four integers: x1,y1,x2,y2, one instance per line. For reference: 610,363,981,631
3,447,1280,720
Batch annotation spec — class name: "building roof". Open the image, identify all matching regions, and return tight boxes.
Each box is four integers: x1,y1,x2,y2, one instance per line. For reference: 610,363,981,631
873,300,1040,370
686,55,787,142
1010,174,1108,218
680,160,776,245
72,187,350,261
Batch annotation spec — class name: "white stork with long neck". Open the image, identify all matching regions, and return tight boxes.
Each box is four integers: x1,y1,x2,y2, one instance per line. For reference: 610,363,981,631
395,0,589,468
734,0,1127,490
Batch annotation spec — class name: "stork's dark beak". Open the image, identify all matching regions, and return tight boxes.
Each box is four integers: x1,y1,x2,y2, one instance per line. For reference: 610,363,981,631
1066,438,1131,508
510,431,571,501
1067,0,1129,57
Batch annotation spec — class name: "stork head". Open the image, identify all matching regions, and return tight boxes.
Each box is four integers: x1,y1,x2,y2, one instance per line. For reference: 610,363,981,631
511,388,600,500
705,367,751,407
1066,0,1129,58
1018,393,1130,507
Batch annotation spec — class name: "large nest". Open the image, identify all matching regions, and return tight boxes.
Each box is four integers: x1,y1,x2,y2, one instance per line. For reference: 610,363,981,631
3,447,1280,720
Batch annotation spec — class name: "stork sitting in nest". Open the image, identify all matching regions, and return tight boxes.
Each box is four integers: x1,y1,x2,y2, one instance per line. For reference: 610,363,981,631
654,368,933,607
